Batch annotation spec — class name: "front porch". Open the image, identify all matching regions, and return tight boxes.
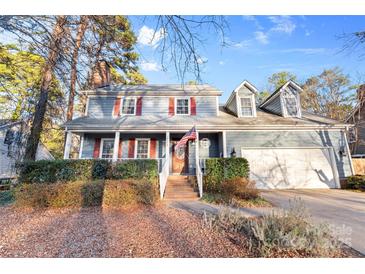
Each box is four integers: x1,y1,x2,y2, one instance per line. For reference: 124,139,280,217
63,130,227,198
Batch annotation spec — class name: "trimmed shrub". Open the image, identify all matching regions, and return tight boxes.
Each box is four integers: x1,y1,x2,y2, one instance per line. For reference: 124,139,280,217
103,180,138,207
18,159,110,184
18,159,158,184
221,177,259,200
14,181,105,208
14,179,158,208
346,175,365,190
110,159,158,180
132,180,159,205
204,158,250,192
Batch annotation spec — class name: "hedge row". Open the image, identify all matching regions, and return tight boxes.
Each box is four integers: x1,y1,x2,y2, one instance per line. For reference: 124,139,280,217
346,175,365,190
18,159,158,184
14,179,159,208
203,158,250,192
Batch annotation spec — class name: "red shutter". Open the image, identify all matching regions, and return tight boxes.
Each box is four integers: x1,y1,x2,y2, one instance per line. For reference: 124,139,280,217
118,139,123,159
93,138,101,158
168,97,175,116
150,139,157,159
128,138,135,158
190,97,196,115
113,98,121,117
136,97,142,116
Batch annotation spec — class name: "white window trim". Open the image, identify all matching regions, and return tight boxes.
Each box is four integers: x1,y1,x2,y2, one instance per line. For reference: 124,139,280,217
282,92,302,118
175,97,191,116
238,94,256,117
99,138,115,159
120,97,137,116
134,138,151,159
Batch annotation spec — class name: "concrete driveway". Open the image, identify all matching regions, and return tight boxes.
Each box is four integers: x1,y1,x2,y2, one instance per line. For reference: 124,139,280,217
261,189,365,255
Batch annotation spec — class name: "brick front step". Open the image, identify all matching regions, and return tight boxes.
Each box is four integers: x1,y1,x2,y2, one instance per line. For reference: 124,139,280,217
164,175,199,201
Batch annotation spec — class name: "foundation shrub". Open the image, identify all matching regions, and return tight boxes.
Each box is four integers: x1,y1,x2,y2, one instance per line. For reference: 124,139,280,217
203,158,250,192
221,177,259,200
346,175,365,190
110,159,158,180
103,180,138,207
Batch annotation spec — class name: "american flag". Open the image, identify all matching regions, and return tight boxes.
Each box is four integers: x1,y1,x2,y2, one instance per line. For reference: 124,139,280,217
175,126,197,151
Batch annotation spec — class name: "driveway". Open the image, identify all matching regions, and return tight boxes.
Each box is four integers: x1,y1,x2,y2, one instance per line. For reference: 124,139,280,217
261,189,365,255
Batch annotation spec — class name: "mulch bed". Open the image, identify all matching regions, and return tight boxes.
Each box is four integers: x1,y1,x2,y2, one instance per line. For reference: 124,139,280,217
0,205,248,258
0,204,362,258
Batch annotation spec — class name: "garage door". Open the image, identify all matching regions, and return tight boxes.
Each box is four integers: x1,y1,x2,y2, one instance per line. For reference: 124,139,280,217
240,147,340,189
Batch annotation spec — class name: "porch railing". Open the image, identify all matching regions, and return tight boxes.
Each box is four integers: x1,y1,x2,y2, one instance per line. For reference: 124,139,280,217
158,157,169,199
196,158,203,198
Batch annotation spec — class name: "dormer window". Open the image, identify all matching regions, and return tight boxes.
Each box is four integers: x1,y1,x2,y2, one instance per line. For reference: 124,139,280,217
284,95,298,116
175,98,190,115
121,98,136,115
240,97,254,117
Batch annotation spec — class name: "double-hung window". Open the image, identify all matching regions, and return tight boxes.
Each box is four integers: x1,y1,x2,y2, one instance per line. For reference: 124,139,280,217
135,139,150,159
100,139,114,159
240,97,253,117
284,95,298,116
176,98,190,115
121,98,136,115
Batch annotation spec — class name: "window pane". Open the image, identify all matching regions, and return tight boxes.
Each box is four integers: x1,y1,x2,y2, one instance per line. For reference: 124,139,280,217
240,97,253,117
176,99,189,114
121,98,135,114
101,140,114,159
136,140,149,159
285,97,298,116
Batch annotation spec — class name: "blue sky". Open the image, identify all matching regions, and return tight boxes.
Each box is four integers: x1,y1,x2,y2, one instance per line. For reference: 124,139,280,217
130,16,365,103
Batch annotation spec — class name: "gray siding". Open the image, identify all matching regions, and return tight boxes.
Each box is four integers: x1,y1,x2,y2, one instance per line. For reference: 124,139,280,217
226,130,352,178
86,96,218,118
87,97,115,118
196,97,217,117
141,97,169,116
262,95,283,115
81,133,166,159
226,96,238,116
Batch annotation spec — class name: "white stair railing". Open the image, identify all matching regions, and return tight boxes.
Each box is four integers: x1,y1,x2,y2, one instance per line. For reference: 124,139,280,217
196,160,203,198
158,157,169,199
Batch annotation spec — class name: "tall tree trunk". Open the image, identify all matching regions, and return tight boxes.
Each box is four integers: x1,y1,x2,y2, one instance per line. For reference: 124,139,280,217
24,16,68,161
66,16,88,121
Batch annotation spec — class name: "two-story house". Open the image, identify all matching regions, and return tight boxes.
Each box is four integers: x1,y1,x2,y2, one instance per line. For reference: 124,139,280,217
63,62,354,198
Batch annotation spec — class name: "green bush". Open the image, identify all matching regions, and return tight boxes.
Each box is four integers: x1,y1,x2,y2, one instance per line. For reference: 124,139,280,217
111,160,158,180
18,159,158,184
204,158,250,192
18,159,110,184
346,175,365,190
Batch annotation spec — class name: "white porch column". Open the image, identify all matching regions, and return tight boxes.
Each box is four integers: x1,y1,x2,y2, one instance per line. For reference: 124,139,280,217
63,131,72,159
165,131,170,165
78,133,84,159
222,130,227,158
112,131,120,162
195,130,200,167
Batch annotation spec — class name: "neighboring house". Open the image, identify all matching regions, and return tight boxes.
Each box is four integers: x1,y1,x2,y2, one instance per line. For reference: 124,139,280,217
63,64,354,197
0,120,54,179
345,84,365,156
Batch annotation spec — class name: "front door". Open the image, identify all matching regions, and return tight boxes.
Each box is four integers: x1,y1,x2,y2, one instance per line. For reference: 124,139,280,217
171,140,189,174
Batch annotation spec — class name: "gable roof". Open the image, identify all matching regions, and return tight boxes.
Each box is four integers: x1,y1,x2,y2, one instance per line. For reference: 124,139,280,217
259,80,303,108
82,84,222,96
225,80,258,108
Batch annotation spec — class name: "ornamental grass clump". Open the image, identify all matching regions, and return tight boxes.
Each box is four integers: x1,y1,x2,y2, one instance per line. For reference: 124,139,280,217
203,198,342,257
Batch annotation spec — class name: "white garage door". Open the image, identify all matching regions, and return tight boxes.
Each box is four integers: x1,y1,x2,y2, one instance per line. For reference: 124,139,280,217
241,147,340,189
